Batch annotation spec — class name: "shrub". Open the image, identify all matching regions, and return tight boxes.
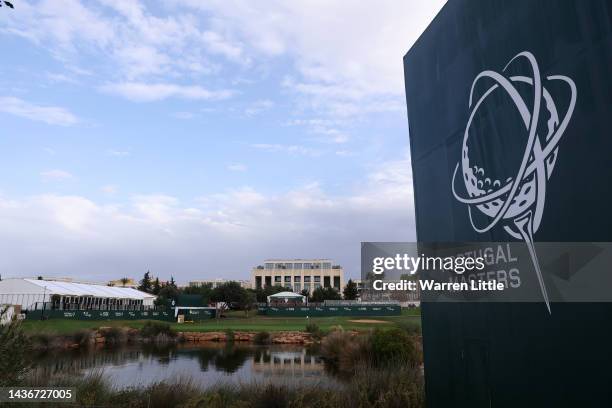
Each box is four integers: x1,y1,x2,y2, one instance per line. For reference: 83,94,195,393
74,371,114,406
305,323,322,339
397,320,421,336
345,364,424,408
143,377,199,408
26,364,424,408
72,330,92,346
0,311,32,385
252,384,290,408
320,330,370,374
253,331,271,345
100,327,125,345
29,333,52,349
370,328,419,367
320,330,352,366
182,390,240,408
141,321,176,339
225,329,235,343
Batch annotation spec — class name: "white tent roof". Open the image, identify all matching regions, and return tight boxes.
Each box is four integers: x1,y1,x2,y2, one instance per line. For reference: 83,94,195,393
23,279,154,300
268,291,304,298
267,291,307,304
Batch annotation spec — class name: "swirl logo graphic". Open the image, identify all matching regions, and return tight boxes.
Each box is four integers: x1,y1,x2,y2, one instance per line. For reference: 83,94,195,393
452,51,577,313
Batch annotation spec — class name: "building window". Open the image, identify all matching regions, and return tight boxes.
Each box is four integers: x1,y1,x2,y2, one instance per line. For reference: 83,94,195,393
312,263,321,269
294,263,303,269
274,276,282,283
322,262,331,269
276,263,285,269
265,263,274,270
303,263,312,269
285,263,293,269
314,276,321,283
304,284,311,292
304,276,311,283
284,276,291,283
294,284,301,292
294,276,301,282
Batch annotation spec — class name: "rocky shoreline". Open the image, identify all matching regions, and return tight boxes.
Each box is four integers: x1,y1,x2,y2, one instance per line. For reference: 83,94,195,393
30,327,316,350
179,331,314,344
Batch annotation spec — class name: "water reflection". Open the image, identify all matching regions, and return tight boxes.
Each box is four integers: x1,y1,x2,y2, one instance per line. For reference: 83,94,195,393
31,343,338,388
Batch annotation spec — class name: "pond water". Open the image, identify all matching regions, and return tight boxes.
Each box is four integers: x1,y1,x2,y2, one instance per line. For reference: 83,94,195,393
31,343,340,389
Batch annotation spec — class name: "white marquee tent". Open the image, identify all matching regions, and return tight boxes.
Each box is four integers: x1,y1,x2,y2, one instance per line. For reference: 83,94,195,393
267,291,307,304
0,278,155,311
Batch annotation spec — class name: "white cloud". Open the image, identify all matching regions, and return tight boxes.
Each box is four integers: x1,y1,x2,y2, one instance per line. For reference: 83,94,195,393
1,0,247,85
178,0,446,115
202,30,245,62
0,96,79,126
227,163,247,172
244,99,274,116
286,117,350,144
172,111,196,120
100,185,118,194
2,0,443,116
40,169,74,181
100,82,234,102
251,143,322,157
0,154,414,281
0,0,443,128
107,149,130,157
131,194,180,224
45,72,79,84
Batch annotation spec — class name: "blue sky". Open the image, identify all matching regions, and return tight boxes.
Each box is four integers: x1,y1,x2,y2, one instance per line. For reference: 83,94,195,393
0,0,445,283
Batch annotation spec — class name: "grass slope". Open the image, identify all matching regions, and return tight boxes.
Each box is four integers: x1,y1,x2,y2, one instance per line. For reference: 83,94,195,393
21,308,421,335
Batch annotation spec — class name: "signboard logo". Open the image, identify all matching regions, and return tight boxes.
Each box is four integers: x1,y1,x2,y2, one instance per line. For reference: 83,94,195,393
452,51,577,313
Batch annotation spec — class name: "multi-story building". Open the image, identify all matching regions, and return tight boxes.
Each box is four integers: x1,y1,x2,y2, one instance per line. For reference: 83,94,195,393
188,279,251,289
251,259,344,294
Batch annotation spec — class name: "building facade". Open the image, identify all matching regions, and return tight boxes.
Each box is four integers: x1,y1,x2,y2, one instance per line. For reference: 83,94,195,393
188,279,251,289
251,259,344,294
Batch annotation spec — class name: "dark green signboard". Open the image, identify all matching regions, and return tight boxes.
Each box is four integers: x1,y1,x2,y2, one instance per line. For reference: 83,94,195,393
176,308,216,320
404,0,612,406
258,305,401,317
26,309,174,321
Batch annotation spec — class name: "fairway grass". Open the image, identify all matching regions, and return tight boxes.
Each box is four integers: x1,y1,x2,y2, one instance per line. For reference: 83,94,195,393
20,308,421,335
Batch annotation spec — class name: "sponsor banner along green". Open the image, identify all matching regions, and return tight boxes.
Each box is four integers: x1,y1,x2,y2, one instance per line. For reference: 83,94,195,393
257,305,401,316
25,309,175,321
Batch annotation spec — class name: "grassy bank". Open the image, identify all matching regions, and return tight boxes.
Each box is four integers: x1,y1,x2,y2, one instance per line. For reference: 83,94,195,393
21,308,421,335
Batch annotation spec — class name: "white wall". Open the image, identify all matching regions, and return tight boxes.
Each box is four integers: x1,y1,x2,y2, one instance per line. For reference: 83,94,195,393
0,293,48,311
0,279,47,310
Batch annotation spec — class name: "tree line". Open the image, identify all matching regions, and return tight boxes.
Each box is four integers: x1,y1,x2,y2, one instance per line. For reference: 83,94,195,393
136,271,360,314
